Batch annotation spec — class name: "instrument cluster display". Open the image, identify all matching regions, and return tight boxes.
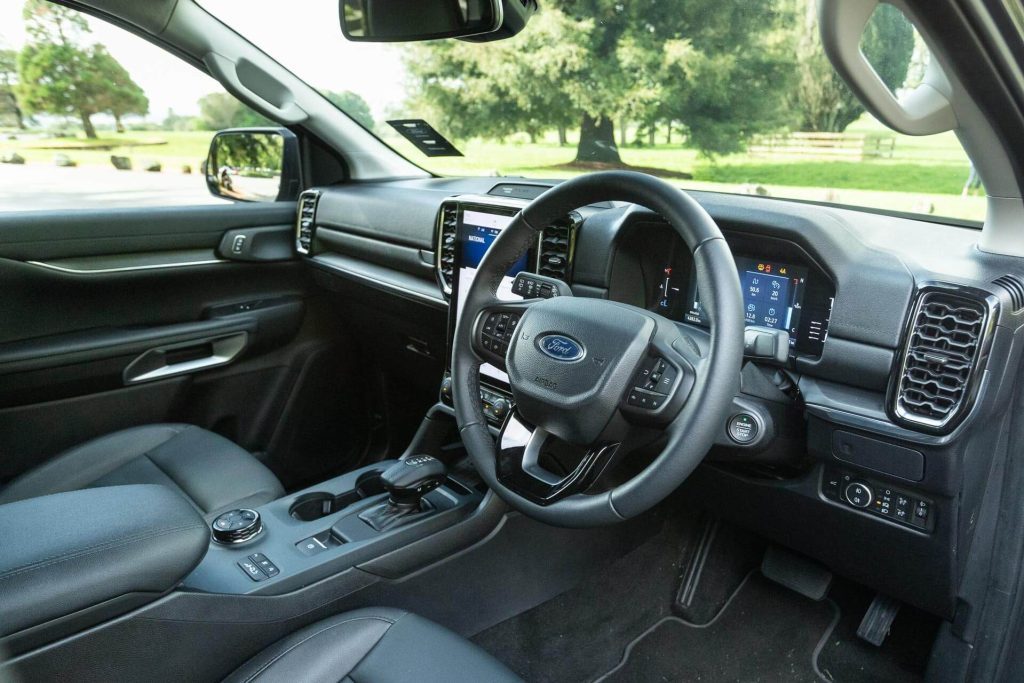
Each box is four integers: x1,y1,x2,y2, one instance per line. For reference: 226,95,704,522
674,255,831,357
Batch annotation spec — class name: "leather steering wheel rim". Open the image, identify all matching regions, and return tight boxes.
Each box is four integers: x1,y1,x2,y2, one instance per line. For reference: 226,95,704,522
452,171,744,527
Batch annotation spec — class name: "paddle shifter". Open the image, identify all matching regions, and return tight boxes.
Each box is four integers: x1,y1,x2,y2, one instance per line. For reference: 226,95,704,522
359,455,447,531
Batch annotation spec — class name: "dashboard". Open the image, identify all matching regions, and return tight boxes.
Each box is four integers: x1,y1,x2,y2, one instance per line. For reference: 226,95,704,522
298,174,1024,620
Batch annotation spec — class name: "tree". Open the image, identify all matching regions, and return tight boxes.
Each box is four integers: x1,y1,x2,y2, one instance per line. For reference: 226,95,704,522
93,46,148,132
324,90,374,130
405,2,793,165
16,1,105,138
0,49,27,129
404,10,587,146
197,92,273,130
793,1,915,132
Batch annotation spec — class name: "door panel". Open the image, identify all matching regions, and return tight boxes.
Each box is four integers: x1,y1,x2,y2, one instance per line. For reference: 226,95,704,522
0,204,369,487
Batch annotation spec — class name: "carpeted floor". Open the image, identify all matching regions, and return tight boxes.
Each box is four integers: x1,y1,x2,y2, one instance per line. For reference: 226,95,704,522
473,517,938,683
472,516,702,683
596,572,838,682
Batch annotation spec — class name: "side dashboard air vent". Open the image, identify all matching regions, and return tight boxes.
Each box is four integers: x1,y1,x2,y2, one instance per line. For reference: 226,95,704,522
436,201,458,295
295,190,319,255
992,274,1024,312
536,211,581,281
893,289,991,432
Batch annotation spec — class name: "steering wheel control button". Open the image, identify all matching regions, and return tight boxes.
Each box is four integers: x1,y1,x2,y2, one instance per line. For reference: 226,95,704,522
211,509,263,544
512,273,563,299
844,482,873,508
627,388,664,410
727,413,759,444
481,311,522,358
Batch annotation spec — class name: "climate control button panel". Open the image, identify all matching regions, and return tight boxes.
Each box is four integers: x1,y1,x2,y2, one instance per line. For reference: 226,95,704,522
822,467,934,532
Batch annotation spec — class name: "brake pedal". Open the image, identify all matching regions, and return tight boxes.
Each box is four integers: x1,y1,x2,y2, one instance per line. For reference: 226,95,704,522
857,593,901,646
760,545,833,601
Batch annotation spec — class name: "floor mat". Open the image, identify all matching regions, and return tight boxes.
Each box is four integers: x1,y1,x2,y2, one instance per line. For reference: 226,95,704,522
471,515,703,683
596,572,839,683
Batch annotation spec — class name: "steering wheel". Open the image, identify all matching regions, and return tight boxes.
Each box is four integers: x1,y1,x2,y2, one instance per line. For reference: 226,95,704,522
452,171,744,527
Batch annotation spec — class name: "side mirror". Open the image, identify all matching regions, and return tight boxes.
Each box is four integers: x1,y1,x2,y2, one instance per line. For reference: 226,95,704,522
341,0,534,43
205,128,301,203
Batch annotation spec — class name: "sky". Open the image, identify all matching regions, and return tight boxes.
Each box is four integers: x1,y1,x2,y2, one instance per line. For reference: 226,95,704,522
0,0,409,120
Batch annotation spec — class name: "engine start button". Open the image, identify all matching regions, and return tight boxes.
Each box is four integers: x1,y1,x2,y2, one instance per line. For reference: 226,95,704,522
727,413,759,444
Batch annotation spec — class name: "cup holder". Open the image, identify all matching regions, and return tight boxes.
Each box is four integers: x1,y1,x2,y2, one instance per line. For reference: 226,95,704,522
289,471,385,521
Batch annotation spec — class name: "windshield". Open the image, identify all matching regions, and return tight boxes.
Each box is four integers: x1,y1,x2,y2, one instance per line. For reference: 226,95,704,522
204,0,983,222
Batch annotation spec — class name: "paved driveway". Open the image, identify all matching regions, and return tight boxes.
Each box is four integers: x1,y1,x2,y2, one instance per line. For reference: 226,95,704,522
0,164,227,212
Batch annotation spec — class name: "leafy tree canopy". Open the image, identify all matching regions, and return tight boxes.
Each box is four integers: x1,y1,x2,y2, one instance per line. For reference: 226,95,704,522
324,90,374,130
794,1,915,132
405,1,795,164
197,92,273,130
15,0,148,138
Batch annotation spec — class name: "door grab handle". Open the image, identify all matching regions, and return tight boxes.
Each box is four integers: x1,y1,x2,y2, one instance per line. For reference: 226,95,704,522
123,332,248,384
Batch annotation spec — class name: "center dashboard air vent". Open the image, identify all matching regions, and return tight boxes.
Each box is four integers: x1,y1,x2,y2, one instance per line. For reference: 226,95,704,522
435,201,459,295
536,211,581,281
891,287,992,433
295,190,319,255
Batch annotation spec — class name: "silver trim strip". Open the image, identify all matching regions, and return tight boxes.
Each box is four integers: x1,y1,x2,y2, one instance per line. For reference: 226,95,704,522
27,258,226,275
311,254,447,309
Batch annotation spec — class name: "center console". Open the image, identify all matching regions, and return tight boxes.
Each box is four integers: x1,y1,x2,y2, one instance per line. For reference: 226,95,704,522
183,458,483,595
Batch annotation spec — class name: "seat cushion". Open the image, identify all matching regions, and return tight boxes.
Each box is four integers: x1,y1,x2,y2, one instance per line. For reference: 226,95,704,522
0,424,284,516
224,608,521,683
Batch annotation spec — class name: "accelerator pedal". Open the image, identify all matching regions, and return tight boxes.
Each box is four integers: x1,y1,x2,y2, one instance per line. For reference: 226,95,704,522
857,593,902,646
761,545,833,601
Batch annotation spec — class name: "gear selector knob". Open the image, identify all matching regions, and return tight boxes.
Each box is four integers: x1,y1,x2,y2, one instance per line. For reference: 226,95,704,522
380,455,447,507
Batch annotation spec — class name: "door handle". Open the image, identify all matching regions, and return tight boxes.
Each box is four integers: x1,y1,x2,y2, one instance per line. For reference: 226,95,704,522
122,332,248,384
217,225,295,262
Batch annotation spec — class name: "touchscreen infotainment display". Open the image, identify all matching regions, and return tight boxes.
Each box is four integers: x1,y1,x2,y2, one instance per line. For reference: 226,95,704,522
684,257,814,348
452,207,529,386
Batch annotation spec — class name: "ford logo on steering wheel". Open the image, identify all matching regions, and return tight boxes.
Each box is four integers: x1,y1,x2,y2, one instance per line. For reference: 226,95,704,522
537,334,585,362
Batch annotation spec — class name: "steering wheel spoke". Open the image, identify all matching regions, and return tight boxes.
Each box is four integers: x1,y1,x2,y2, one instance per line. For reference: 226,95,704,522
471,298,538,369
617,320,700,426
496,411,621,506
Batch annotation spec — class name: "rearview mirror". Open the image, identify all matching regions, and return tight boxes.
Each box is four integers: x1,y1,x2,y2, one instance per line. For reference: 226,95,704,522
341,0,533,42
205,128,301,203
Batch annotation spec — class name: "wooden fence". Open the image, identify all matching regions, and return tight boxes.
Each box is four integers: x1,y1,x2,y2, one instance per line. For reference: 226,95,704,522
748,132,896,160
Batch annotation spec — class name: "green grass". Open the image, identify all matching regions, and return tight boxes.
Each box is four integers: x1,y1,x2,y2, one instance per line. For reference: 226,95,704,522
0,130,216,171
1,120,987,221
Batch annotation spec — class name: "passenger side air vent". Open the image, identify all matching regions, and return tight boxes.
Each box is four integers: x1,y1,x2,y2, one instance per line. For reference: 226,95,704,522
536,211,581,281
992,274,1024,312
436,201,458,295
295,190,319,255
892,289,991,432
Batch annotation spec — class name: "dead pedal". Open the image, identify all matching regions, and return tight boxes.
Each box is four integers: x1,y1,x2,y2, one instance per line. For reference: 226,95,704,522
857,593,901,646
760,545,833,601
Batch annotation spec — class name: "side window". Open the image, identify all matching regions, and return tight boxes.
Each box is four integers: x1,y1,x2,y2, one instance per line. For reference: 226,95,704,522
0,0,272,212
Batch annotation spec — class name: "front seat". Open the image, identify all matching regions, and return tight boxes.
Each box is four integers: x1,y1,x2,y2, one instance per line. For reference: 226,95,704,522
0,423,284,516
225,608,521,683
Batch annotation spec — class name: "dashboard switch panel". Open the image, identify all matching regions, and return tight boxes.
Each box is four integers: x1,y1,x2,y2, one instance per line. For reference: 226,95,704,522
823,467,934,532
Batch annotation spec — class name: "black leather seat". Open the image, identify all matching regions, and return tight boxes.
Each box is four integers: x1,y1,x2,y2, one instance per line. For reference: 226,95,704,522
0,424,284,516
225,608,521,683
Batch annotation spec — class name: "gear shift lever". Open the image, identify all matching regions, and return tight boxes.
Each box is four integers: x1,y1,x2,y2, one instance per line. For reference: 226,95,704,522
359,455,447,531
